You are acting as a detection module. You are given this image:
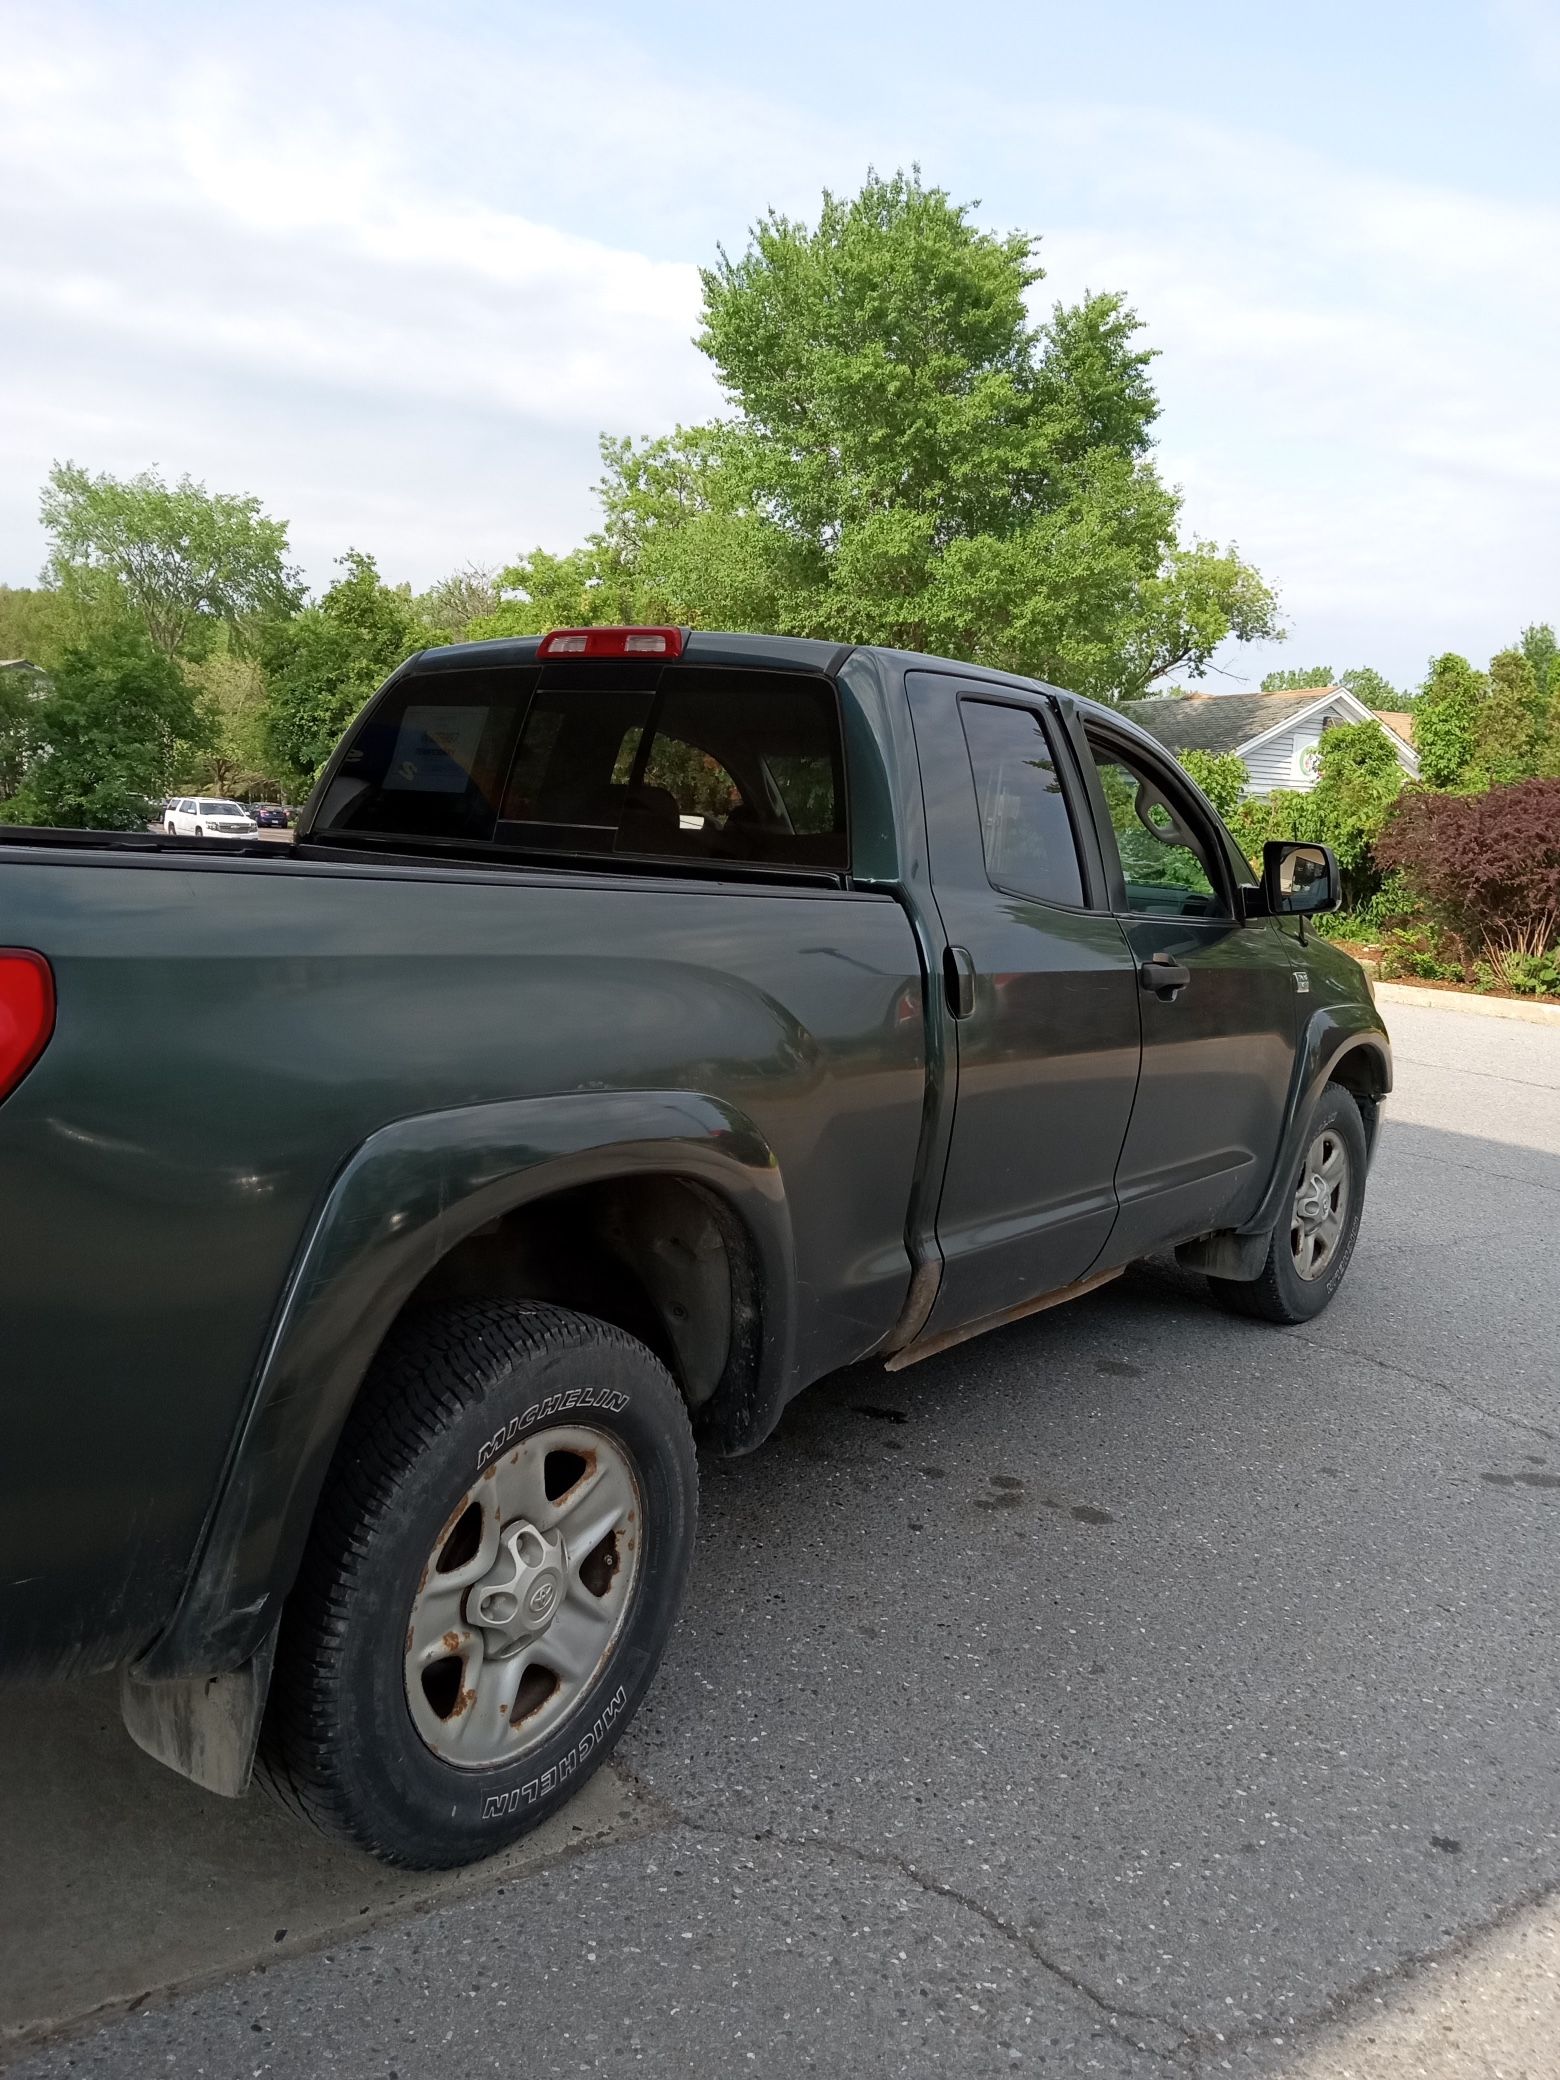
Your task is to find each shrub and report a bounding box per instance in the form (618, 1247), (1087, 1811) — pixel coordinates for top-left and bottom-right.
(1375, 778), (1560, 959)
(1178, 747), (1247, 820)
(1415, 652), (1484, 790)
(1311, 870), (1414, 943)
(1494, 951), (1560, 998)
(1377, 929), (1464, 983)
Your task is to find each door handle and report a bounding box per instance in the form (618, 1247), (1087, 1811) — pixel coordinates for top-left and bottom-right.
(943, 944), (976, 1020)
(1139, 952), (1190, 998)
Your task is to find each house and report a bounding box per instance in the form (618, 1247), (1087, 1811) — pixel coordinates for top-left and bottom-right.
(1125, 685), (1420, 797)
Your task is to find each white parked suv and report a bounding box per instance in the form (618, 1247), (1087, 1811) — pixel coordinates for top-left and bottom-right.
(164, 798), (258, 838)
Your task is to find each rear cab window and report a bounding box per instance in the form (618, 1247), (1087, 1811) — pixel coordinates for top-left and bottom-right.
(312, 658), (849, 876)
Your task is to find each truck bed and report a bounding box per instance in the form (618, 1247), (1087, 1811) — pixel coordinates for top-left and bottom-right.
(0, 838), (925, 1675)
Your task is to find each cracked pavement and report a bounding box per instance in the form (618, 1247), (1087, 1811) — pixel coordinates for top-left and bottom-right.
(6, 1000), (1558, 2077)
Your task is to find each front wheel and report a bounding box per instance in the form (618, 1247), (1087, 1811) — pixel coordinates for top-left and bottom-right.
(259, 1301), (697, 1868)
(1207, 1083), (1367, 1324)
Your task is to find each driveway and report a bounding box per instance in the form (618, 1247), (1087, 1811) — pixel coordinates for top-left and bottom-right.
(6, 1000), (1558, 2077)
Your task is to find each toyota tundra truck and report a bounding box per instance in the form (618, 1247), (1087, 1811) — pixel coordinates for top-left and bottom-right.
(0, 626), (1390, 1867)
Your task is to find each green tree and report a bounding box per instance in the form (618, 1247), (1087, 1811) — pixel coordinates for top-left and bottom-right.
(0, 665), (43, 800)
(1518, 622), (1556, 702)
(1339, 665), (1402, 710)
(1415, 652), (1485, 790)
(1467, 648), (1541, 788)
(183, 638), (274, 796)
(1260, 665), (1334, 691)
(415, 566), (502, 643)
(40, 462), (300, 661)
(4, 630), (213, 829)
(0, 586), (75, 671)
(478, 172), (1280, 701)
(260, 551), (446, 787)
(1178, 747), (1247, 820)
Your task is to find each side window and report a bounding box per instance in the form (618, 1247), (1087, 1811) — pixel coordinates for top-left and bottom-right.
(1085, 734), (1227, 918)
(315, 668), (530, 840)
(959, 699), (1085, 908)
(765, 753), (838, 835)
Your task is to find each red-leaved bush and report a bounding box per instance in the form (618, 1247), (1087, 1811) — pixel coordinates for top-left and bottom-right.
(1375, 778), (1560, 952)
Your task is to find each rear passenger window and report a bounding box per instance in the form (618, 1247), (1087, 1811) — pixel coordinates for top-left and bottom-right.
(312, 661), (848, 873)
(496, 666), (846, 871)
(960, 700), (1085, 908)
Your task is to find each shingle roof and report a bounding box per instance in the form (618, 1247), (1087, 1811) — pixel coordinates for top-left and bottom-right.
(1375, 710), (1416, 746)
(1123, 687), (1341, 756)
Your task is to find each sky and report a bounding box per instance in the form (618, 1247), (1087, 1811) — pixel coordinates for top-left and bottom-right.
(2, 0), (1557, 692)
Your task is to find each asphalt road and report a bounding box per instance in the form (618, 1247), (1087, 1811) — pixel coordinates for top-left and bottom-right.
(6, 1000), (1558, 2078)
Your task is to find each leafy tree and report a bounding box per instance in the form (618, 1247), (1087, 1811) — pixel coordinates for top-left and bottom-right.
(0, 586), (75, 671)
(40, 462), (300, 661)
(1260, 665), (1334, 691)
(415, 566), (502, 643)
(261, 551), (446, 787)
(1414, 652), (1485, 790)
(1339, 665), (1403, 710)
(1467, 649), (1541, 788)
(0, 666), (43, 800)
(478, 172), (1280, 701)
(1308, 720), (1406, 876)
(182, 640), (274, 797)
(4, 630), (213, 829)
(1178, 747), (1247, 820)
(1519, 622), (1556, 701)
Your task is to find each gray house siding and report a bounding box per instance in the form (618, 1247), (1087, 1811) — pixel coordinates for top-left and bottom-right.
(1127, 687), (1419, 799)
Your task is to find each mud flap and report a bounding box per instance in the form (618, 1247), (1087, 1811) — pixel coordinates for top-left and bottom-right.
(1175, 1226), (1273, 1280)
(120, 1626), (277, 1798)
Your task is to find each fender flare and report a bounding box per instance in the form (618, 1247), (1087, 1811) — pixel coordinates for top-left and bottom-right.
(1237, 1006), (1393, 1240)
(136, 1089), (794, 1681)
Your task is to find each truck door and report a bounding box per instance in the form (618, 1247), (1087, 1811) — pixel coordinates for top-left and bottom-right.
(1067, 718), (1301, 1261)
(905, 674), (1142, 1335)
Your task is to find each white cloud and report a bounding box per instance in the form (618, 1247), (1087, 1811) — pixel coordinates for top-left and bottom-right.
(0, 5), (727, 583)
(995, 108), (1560, 682)
(1, 4), (1555, 688)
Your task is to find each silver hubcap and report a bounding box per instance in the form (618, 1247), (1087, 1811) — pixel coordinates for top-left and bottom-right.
(403, 1424), (642, 1769)
(1290, 1127), (1350, 1281)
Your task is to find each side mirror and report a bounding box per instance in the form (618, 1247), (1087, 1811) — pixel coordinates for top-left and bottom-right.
(1262, 840), (1341, 916)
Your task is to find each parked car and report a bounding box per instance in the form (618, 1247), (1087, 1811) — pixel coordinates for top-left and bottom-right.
(249, 803), (291, 829)
(0, 627), (1390, 1870)
(164, 797), (258, 837)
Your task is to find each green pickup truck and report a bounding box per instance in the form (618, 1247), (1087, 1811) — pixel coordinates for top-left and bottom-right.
(0, 627), (1389, 1867)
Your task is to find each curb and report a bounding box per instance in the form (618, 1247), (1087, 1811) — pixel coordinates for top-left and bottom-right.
(1373, 981), (1560, 1027)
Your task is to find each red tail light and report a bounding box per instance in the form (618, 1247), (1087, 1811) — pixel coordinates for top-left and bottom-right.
(0, 951), (55, 1101)
(537, 626), (683, 660)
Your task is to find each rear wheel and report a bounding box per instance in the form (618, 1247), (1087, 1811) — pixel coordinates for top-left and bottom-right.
(1207, 1084), (1367, 1324)
(258, 1300), (697, 1868)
